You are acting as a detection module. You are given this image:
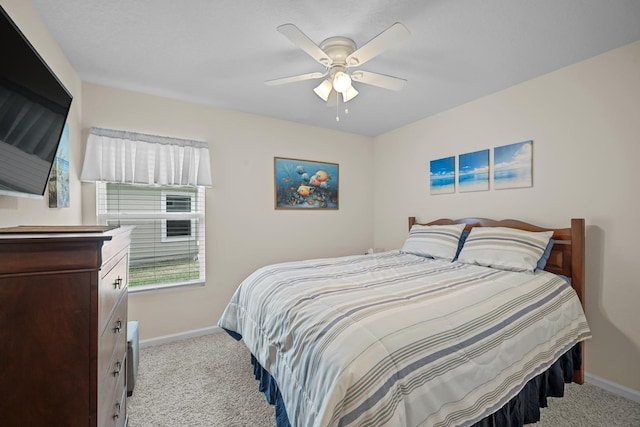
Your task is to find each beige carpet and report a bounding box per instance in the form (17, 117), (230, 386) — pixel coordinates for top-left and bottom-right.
(128, 332), (273, 426)
(128, 332), (640, 426)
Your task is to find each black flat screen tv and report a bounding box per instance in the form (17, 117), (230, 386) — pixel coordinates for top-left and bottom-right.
(0, 5), (73, 199)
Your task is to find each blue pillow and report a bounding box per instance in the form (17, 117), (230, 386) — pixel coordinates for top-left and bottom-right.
(453, 229), (470, 260)
(536, 238), (555, 271)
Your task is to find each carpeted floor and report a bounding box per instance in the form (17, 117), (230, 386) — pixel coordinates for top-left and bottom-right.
(128, 332), (640, 427)
(128, 332), (273, 426)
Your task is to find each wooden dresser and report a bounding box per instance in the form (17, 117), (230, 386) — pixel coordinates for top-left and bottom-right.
(0, 225), (134, 427)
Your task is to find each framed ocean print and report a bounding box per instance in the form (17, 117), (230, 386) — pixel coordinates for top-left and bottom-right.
(458, 149), (489, 192)
(48, 123), (70, 208)
(493, 140), (533, 189)
(429, 156), (455, 194)
(274, 157), (339, 209)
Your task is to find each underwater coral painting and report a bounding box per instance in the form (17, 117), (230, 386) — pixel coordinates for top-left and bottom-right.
(274, 157), (339, 209)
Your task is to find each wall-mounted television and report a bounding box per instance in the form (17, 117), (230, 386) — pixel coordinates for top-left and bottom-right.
(0, 5), (73, 199)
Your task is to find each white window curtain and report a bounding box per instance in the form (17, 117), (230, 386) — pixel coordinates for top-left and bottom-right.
(80, 127), (212, 187)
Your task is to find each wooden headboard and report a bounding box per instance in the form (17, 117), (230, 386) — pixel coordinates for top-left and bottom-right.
(408, 216), (586, 383)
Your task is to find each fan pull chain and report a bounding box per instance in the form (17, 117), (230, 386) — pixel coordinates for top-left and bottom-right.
(335, 95), (349, 122)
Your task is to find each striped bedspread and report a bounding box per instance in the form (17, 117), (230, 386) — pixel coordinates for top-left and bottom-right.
(218, 251), (591, 427)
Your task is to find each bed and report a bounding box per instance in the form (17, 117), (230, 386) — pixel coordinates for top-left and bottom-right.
(218, 217), (591, 426)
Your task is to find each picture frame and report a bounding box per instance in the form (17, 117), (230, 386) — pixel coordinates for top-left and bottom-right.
(429, 156), (455, 194)
(458, 149), (489, 192)
(274, 157), (339, 209)
(48, 123), (70, 208)
(493, 140), (533, 189)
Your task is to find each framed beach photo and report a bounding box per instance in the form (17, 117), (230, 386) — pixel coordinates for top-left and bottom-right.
(430, 156), (455, 194)
(48, 123), (70, 208)
(274, 157), (339, 209)
(493, 140), (533, 189)
(458, 149), (489, 192)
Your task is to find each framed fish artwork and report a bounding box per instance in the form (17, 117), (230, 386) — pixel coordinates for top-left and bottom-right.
(274, 157), (339, 210)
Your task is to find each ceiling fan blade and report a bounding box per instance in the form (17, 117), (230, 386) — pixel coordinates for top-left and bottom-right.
(277, 24), (332, 66)
(265, 72), (326, 86)
(351, 70), (407, 91)
(346, 22), (410, 67)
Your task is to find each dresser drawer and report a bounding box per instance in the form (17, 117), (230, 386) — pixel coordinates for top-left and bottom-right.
(99, 355), (127, 427)
(99, 297), (128, 380)
(99, 250), (128, 333)
(99, 338), (126, 392)
(115, 385), (127, 427)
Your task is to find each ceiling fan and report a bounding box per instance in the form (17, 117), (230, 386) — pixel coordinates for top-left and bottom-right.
(265, 22), (410, 114)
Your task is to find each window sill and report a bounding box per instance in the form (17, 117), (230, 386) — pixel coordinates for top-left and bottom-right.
(128, 280), (205, 294)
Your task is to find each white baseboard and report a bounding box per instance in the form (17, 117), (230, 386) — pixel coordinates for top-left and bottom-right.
(139, 325), (223, 348)
(585, 372), (640, 403)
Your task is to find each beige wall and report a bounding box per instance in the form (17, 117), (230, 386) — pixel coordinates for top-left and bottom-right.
(373, 41), (640, 392)
(80, 82), (374, 340)
(0, 0), (82, 224)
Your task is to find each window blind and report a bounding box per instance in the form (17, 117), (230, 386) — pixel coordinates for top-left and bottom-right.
(97, 182), (205, 290)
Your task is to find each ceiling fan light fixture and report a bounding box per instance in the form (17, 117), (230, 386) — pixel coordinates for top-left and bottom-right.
(313, 79), (333, 101)
(332, 71), (352, 93)
(342, 85), (358, 102)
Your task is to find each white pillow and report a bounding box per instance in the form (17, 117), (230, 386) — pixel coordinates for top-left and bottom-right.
(400, 223), (467, 261)
(456, 227), (553, 272)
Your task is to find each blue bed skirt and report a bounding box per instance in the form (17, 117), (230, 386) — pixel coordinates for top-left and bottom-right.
(225, 329), (581, 427)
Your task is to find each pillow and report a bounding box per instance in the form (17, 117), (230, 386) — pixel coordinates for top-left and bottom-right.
(536, 238), (555, 271)
(453, 229), (470, 260)
(456, 227), (553, 272)
(400, 223), (467, 261)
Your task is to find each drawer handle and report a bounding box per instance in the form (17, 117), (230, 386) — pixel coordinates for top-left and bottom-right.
(113, 402), (121, 420)
(113, 320), (122, 334)
(114, 276), (123, 289)
(113, 361), (122, 377)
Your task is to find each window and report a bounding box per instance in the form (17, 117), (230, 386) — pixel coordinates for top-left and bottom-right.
(82, 127), (212, 291)
(96, 182), (205, 291)
(162, 193), (194, 241)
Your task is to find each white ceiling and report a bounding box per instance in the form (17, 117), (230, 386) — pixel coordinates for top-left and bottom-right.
(29, 0), (640, 137)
